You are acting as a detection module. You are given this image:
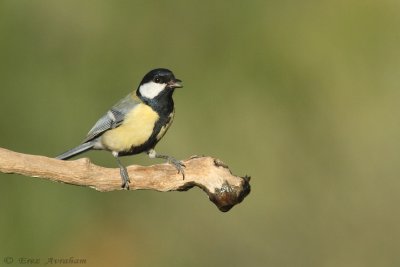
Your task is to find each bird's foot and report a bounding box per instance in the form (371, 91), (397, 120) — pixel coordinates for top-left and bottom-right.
(119, 165), (131, 190)
(149, 150), (186, 180)
(166, 156), (186, 180)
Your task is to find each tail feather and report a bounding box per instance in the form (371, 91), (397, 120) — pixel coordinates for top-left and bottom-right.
(56, 141), (95, 160)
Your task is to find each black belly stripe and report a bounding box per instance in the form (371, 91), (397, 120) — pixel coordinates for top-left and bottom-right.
(118, 111), (174, 156)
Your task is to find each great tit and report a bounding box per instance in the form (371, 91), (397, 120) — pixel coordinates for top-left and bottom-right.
(56, 68), (184, 189)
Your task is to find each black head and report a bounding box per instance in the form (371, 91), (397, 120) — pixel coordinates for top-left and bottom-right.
(140, 68), (182, 86)
(137, 68), (182, 100)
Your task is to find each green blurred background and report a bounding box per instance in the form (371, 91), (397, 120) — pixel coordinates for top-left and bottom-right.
(1, 0), (400, 266)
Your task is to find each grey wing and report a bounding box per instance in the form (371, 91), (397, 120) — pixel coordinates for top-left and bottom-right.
(81, 94), (140, 143)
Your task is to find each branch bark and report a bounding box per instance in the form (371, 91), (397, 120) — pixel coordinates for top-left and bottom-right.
(0, 148), (250, 212)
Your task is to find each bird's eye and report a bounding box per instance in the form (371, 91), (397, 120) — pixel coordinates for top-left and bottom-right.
(154, 77), (161, 83)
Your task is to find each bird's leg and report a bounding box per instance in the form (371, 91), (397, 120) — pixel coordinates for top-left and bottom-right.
(147, 149), (185, 179)
(112, 152), (130, 189)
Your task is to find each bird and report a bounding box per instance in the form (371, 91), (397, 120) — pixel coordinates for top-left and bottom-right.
(56, 68), (185, 189)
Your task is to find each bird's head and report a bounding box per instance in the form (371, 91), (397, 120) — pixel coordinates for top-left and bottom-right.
(137, 68), (182, 100)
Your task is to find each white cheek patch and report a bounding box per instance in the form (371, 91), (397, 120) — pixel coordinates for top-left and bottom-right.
(139, 82), (166, 99)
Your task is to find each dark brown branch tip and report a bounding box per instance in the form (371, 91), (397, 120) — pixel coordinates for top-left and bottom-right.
(209, 177), (251, 212)
(242, 175), (251, 182)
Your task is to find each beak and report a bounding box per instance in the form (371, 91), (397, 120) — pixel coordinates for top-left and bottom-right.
(168, 78), (183, 89)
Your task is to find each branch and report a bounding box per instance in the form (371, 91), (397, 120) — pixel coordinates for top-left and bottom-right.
(0, 147), (250, 212)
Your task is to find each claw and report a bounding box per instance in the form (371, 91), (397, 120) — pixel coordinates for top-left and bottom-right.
(121, 181), (130, 190)
(168, 157), (186, 180)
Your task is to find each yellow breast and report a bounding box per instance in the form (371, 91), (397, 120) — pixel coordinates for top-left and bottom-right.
(101, 103), (159, 152)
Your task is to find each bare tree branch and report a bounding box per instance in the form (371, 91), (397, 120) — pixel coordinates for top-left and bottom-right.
(0, 148), (250, 212)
